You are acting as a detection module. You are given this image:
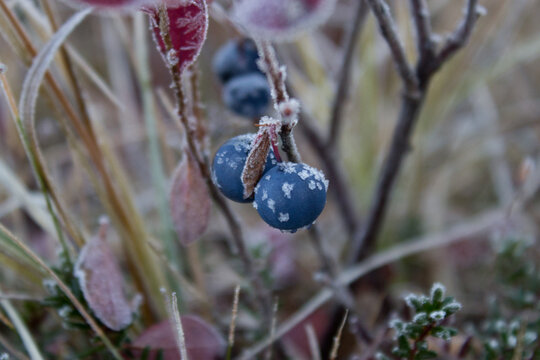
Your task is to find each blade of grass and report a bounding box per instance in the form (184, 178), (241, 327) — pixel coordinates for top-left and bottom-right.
(0, 287), (44, 360)
(133, 12), (181, 273)
(12, 3), (166, 319)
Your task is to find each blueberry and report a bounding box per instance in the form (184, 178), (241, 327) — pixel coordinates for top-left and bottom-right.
(212, 134), (277, 203)
(254, 162), (328, 232)
(222, 73), (271, 119)
(212, 39), (261, 84)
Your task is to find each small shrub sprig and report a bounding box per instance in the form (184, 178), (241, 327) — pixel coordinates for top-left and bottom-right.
(481, 234), (540, 359)
(377, 283), (462, 360)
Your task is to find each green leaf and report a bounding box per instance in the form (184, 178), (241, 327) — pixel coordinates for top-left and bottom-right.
(415, 349), (438, 359)
(430, 283), (445, 304)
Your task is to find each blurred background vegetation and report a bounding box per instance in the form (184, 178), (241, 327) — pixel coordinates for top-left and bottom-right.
(0, 0), (539, 358)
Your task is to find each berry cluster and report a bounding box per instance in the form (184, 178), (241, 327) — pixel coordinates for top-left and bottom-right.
(212, 39), (271, 119)
(212, 134), (328, 232)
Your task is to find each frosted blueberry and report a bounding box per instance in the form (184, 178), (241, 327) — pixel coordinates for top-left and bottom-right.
(212, 39), (262, 84)
(212, 134), (276, 203)
(254, 162), (327, 232)
(223, 73), (271, 118)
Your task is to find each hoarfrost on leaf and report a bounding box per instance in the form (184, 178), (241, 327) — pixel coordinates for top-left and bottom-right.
(74, 220), (135, 331)
(428, 310), (446, 321)
(430, 282), (446, 302)
(232, 0), (338, 42)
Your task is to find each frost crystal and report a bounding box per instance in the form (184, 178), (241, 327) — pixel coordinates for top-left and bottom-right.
(278, 212), (289, 222)
(429, 310), (446, 321)
(280, 162), (297, 174)
(282, 182), (294, 199)
(166, 49), (179, 66)
(298, 169), (310, 180)
(413, 312), (428, 325)
(267, 199), (275, 212)
(488, 339), (499, 350)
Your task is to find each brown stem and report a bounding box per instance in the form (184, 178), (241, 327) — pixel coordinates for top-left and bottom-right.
(408, 323), (435, 360)
(365, 0), (418, 93)
(350, 91), (425, 263)
(327, 0), (368, 149)
(350, 0), (482, 263)
(291, 90), (360, 236)
(156, 6), (272, 321)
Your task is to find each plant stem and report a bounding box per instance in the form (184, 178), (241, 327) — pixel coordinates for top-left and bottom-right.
(408, 323), (435, 360)
(350, 0), (482, 263)
(155, 6), (272, 321)
(327, 0), (368, 149)
(350, 91), (425, 262)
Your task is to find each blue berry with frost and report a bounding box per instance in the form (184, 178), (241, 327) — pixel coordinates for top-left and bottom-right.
(212, 39), (261, 84)
(212, 134), (277, 203)
(253, 162), (328, 232)
(223, 73), (271, 118)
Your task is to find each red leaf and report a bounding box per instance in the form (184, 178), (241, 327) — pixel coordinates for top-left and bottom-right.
(74, 220), (134, 331)
(169, 152), (211, 246)
(144, 0), (208, 72)
(232, 0), (337, 41)
(129, 316), (226, 360)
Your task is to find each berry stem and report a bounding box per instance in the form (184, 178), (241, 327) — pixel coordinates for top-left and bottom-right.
(270, 140), (282, 163)
(155, 5), (273, 323)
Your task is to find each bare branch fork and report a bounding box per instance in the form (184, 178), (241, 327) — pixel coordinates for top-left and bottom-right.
(350, 0), (483, 262)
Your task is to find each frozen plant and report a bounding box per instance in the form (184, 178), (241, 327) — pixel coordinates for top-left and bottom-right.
(377, 283), (462, 359)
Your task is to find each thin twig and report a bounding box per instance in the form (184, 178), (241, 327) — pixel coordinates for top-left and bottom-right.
(305, 324), (322, 360)
(434, 0), (481, 73)
(265, 299), (279, 360)
(329, 309), (349, 360)
(409, 0), (436, 65)
(226, 286), (241, 360)
(365, 0), (418, 92)
(295, 99), (360, 236)
(349, 92), (425, 262)
(327, 0), (368, 149)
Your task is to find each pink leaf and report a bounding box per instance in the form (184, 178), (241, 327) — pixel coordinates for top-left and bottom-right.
(74, 219), (134, 331)
(129, 316), (226, 360)
(169, 152), (211, 246)
(65, 0), (153, 10)
(144, 0), (208, 72)
(232, 0), (337, 42)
